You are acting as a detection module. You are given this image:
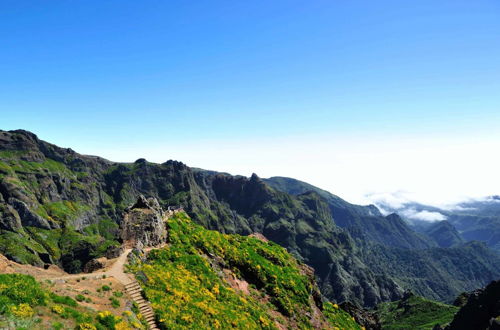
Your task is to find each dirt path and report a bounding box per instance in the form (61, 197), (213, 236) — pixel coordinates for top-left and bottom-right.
(49, 248), (134, 284)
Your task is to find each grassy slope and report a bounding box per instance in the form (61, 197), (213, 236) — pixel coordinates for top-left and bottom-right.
(129, 212), (362, 329)
(376, 294), (459, 330)
(0, 273), (145, 330)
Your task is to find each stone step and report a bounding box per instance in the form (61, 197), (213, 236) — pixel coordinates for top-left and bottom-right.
(126, 284), (141, 290)
(129, 288), (142, 293)
(126, 285), (140, 290)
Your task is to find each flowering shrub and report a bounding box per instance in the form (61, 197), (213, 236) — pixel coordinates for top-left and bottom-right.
(77, 323), (97, 330)
(9, 303), (34, 318)
(96, 310), (121, 328)
(0, 274), (143, 329)
(51, 304), (65, 315)
(0, 273), (47, 311)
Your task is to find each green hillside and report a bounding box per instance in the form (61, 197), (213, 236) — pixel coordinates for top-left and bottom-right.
(128, 212), (361, 329)
(376, 293), (458, 330)
(0, 273), (144, 329)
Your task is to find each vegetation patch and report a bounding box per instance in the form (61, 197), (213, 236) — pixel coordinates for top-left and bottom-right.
(0, 274), (144, 329)
(375, 294), (459, 329)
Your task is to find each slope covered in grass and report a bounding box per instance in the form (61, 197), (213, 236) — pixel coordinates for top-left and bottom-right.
(375, 293), (458, 329)
(0, 273), (144, 329)
(129, 212), (362, 329)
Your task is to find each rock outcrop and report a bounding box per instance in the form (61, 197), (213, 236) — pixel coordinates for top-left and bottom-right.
(446, 280), (500, 330)
(340, 301), (381, 330)
(83, 257), (106, 273)
(120, 195), (168, 248)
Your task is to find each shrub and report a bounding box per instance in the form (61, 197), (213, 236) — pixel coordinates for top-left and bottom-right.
(96, 311), (120, 328)
(75, 294), (85, 302)
(109, 297), (120, 308)
(50, 293), (77, 307)
(9, 303), (35, 318)
(0, 274), (47, 310)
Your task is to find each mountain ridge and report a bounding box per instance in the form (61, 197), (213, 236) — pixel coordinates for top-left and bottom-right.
(0, 129), (499, 309)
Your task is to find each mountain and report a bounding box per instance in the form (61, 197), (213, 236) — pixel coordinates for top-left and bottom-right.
(423, 221), (464, 248)
(0, 129), (499, 309)
(373, 198), (500, 252)
(0, 207), (363, 330)
(264, 176), (434, 249)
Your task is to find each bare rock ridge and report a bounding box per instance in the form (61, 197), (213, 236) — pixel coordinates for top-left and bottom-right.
(121, 195), (168, 248)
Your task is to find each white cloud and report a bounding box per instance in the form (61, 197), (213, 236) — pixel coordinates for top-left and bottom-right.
(400, 208), (447, 222)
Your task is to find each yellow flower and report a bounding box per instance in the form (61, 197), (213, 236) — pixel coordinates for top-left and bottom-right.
(181, 314), (193, 323)
(259, 316), (270, 327)
(212, 285), (220, 295)
(10, 303), (34, 318)
(131, 321), (141, 329)
(51, 304), (65, 315)
(115, 321), (131, 330)
(77, 323), (97, 330)
(213, 319), (221, 329)
(332, 303), (339, 309)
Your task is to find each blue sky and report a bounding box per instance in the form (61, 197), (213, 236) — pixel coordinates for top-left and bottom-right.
(1, 1), (500, 204)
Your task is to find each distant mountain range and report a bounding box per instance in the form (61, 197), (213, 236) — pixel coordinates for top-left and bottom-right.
(0, 129), (499, 309)
(372, 197), (500, 252)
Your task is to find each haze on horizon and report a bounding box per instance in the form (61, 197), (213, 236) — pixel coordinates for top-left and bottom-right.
(1, 1), (500, 207)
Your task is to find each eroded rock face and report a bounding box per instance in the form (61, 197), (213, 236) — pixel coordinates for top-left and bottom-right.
(446, 280), (500, 330)
(83, 258), (106, 273)
(105, 245), (123, 259)
(120, 195), (167, 248)
(10, 198), (59, 229)
(340, 301), (381, 330)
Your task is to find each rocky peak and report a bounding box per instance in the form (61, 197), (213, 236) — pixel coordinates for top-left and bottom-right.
(127, 194), (162, 213)
(121, 195), (168, 248)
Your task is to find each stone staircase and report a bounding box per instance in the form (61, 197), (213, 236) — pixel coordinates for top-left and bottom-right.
(125, 281), (159, 330)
